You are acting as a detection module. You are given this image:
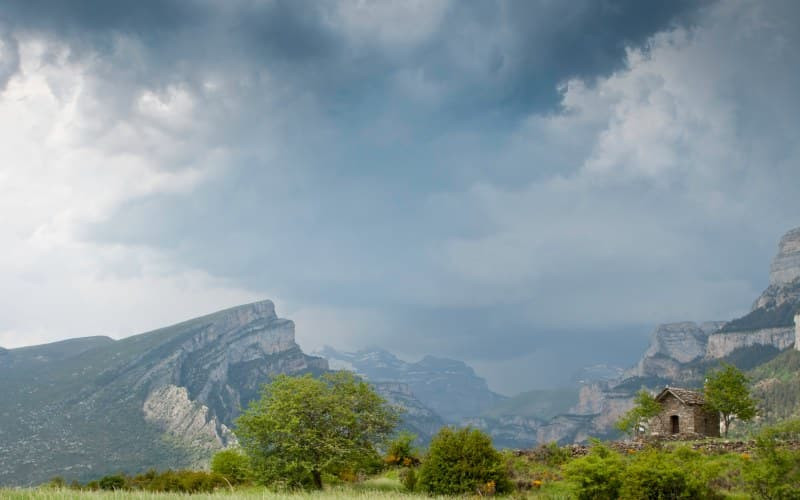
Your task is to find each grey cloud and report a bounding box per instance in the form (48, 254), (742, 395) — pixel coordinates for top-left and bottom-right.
(6, 0), (799, 393)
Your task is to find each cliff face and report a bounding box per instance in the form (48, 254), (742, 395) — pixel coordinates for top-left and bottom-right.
(705, 327), (795, 359)
(0, 301), (328, 486)
(769, 227), (800, 286)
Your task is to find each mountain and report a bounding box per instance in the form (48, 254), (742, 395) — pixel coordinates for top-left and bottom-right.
(533, 227), (800, 443)
(315, 346), (506, 422)
(0, 301), (327, 486)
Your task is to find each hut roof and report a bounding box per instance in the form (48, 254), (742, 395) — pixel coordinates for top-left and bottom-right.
(654, 386), (705, 405)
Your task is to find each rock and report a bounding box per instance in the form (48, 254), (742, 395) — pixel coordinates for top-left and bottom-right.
(316, 346), (505, 422)
(143, 385), (236, 457)
(795, 313), (800, 351)
(631, 321), (724, 378)
(770, 227), (800, 286)
(705, 327), (795, 359)
(372, 382), (445, 442)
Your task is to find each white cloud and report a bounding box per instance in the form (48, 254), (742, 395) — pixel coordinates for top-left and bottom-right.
(0, 37), (260, 348)
(438, 0), (800, 326)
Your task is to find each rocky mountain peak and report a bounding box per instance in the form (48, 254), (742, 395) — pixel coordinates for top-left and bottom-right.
(770, 227), (800, 286)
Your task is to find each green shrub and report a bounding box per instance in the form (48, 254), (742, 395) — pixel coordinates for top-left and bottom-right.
(620, 448), (713, 499)
(384, 431), (421, 467)
(745, 419), (800, 499)
(563, 442), (624, 500)
(45, 476), (65, 489)
(539, 441), (572, 466)
(399, 467), (417, 491)
(98, 474), (126, 490)
(211, 448), (251, 484)
(417, 426), (511, 495)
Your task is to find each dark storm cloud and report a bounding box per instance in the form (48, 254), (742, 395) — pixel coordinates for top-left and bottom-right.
(9, 0), (798, 394)
(1, 0), (706, 115)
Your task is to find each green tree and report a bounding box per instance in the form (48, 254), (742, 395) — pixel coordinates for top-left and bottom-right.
(615, 390), (662, 438)
(704, 363), (757, 437)
(235, 372), (399, 489)
(417, 427), (511, 495)
(211, 448), (251, 485)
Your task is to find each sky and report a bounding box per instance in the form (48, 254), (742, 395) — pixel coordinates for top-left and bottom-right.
(1, 0), (799, 394)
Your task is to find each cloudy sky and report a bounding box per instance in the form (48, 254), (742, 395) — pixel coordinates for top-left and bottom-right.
(1, 0), (799, 393)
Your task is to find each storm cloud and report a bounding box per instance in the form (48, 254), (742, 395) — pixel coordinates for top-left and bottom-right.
(1, 0), (798, 393)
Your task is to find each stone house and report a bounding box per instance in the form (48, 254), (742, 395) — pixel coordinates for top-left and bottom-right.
(648, 387), (720, 437)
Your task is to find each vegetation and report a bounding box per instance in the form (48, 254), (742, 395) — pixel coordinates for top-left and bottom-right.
(744, 419), (800, 499)
(417, 426), (511, 495)
(615, 390), (662, 438)
(719, 300), (799, 333)
(705, 363), (758, 437)
(8, 419), (800, 498)
(383, 432), (421, 467)
(211, 449), (251, 485)
(235, 372), (399, 490)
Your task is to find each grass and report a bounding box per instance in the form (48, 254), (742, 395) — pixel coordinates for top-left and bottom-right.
(0, 488), (447, 500)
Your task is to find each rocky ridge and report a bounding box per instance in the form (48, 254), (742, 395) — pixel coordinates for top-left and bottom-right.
(0, 301), (327, 485)
(315, 346), (506, 422)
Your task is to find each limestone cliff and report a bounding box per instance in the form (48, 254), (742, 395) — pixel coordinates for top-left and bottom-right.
(0, 301), (328, 485)
(705, 327), (795, 359)
(769, 227), (800, 286)
(632, 322), (725, 379)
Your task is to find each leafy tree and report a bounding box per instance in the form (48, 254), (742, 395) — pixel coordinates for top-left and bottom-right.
(705, 363), (757, 437)
(615, 390), (662, 438)
(235, 372), (399, 489)
(417, 427), (511, 495)
(211, 448), (251, 485)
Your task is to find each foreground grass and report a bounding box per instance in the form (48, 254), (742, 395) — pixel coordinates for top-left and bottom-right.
(0, 488), (446, 500)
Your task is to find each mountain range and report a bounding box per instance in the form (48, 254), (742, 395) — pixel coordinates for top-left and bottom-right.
(2, 226), (799, 486)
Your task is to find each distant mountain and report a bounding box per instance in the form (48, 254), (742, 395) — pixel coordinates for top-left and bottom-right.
(0, 301), (327, 486)
(534, 227), (800, 443)
(315, 346), (506, 422)
(481, 388), (579, 421)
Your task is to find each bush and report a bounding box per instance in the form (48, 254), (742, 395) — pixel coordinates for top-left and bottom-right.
(745, 419), (800, 499)
(563, 442), (624, 500)
(399, 467), (417, 491)
(384, 432), (421, 467)
(98, 474), (126, 490)
(417, 427), (511, 495)
(211, 448), (251, 484)
(619, 448), (713, 499)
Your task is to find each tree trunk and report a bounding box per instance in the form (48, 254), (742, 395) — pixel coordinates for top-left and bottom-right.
(312, 469), (323, 490)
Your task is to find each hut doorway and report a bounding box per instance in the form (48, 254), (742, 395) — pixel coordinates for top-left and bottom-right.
(671, 415), (680, 434)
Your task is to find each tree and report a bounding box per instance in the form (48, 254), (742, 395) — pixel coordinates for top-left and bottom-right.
(235, 372), (399, 489)
(210, 448), (251, 485)
(417, 427), (511, 495)
(615, 390), (662, 439)
(704, 363), (757, 437)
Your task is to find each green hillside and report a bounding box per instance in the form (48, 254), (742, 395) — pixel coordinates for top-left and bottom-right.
(748, 348), (800, 423)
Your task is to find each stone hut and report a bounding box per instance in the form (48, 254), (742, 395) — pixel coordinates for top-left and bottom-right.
(649, 387), (720, 438)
